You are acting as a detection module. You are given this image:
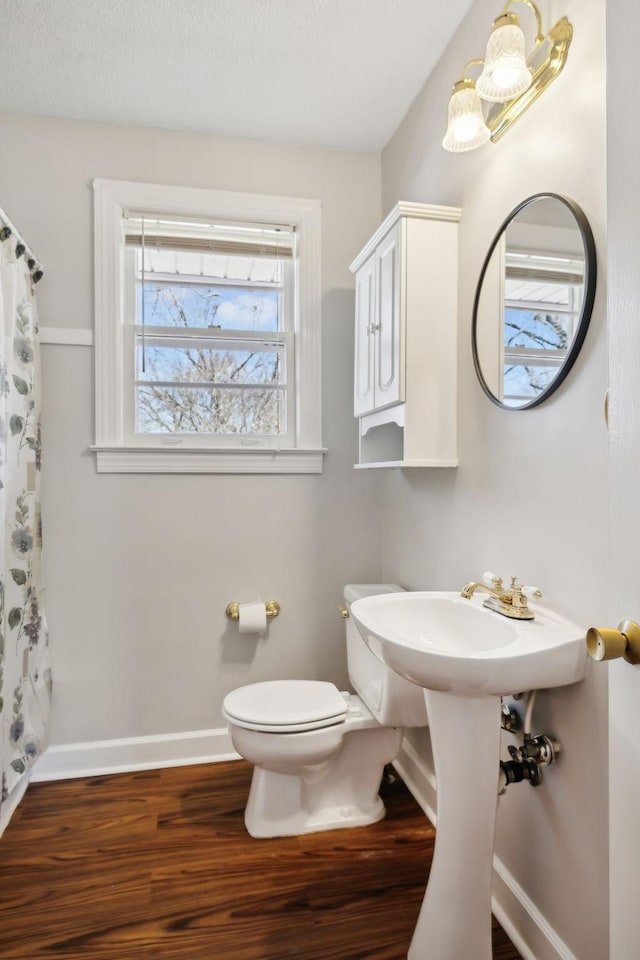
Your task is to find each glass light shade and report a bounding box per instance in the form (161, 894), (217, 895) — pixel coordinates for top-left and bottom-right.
(442, 81), (491, 153)
(476, 16), (533, 102)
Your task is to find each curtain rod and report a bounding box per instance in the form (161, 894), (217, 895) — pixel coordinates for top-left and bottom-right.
(0, 207), (44, 283)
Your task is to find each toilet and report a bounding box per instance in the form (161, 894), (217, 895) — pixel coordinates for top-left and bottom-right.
(222, 584), (429, 838)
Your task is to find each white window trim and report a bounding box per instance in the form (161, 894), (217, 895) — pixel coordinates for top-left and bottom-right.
(92, 178), (325, 474)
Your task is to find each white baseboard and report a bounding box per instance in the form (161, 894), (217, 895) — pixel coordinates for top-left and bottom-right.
(491, 859), (579, 960)
(393, 739), (579, 960)
(393, 735), (438, 821)
(31, 727), (240, 781)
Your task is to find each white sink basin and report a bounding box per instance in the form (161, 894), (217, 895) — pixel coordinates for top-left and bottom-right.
(350, 590), (587, 697)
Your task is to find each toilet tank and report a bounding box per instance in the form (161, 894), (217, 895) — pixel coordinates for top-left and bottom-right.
(344, 584), (428, 728)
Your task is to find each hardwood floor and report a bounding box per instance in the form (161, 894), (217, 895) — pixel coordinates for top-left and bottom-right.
(0, 761), (522, 959)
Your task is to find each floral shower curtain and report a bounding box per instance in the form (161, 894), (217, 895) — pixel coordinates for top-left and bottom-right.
(0, 221), (51, 833)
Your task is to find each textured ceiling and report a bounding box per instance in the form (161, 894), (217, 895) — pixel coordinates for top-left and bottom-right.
(0, 0), (473, 151)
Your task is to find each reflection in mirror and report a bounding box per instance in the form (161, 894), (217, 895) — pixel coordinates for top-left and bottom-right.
(472, 194), (596, 409)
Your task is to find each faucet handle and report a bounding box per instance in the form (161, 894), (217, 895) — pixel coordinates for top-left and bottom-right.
(484, 574), (542, 603)
(521, 585), (543, 600)
(483, 571), (503, 589)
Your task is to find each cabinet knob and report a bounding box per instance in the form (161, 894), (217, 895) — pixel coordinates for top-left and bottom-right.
(586, 620), (640, 664)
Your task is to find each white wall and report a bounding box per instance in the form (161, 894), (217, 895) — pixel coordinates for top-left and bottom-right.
(381, 1), (608, 958)
(0, 112), (382, 747)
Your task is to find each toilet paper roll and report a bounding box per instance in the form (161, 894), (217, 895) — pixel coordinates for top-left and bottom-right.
(237, 601), (267, 635)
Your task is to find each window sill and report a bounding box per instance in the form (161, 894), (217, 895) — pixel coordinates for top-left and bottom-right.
(90, 445), (326, 475)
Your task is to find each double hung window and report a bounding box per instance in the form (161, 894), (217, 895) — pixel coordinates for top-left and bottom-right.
(125, 216), (294, 443)
(502, 250), (584, 406)
(93, 180), (323, 473)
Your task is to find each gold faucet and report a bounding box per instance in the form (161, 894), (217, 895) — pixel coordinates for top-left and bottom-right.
(461, 573), (542, 621)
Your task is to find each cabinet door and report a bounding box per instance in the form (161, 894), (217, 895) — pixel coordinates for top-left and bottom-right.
(375, 222), (403, 409)
(354, 255), (376, 417)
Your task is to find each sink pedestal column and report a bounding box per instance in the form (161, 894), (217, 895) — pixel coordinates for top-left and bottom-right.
(408, 691), (502, 960)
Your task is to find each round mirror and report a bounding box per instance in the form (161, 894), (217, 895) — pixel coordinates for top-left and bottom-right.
(472, 193), (596, 409)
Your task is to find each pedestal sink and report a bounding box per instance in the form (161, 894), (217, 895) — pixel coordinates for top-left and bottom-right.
(350, 591), (587, 960)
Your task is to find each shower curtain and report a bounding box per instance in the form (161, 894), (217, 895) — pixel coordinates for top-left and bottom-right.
(0, 223), (51, 833)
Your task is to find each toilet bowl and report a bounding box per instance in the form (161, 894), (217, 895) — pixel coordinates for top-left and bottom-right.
(223, 584), (428, 838)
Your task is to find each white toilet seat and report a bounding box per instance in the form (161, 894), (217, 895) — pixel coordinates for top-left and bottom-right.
(223, 679), (348, 733)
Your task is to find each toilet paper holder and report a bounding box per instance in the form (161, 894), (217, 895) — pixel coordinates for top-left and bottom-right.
(225, 600), (281, 622)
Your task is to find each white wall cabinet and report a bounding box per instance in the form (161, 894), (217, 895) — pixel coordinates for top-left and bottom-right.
(350, 201), (461, 468)
(354, 221), (403, 416)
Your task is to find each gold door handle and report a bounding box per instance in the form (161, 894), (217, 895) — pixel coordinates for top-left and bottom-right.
(586, 621), (640, 664)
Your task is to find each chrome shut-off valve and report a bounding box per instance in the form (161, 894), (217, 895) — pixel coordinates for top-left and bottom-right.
(499, 690), (560, 793)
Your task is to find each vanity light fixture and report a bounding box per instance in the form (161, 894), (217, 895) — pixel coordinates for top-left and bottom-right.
(442, 0), (572, 153)
(476, 4), (535, 102)
(442, 61), (491, 153)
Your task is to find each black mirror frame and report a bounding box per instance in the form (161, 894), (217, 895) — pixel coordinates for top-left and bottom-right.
(471, 193), (597, 410)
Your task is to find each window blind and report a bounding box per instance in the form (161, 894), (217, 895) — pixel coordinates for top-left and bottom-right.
(506, 265), (584, 284)
(124, 214), (295, 259)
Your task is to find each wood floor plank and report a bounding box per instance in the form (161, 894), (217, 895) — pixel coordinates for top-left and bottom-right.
(0, 760), (522, 959)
